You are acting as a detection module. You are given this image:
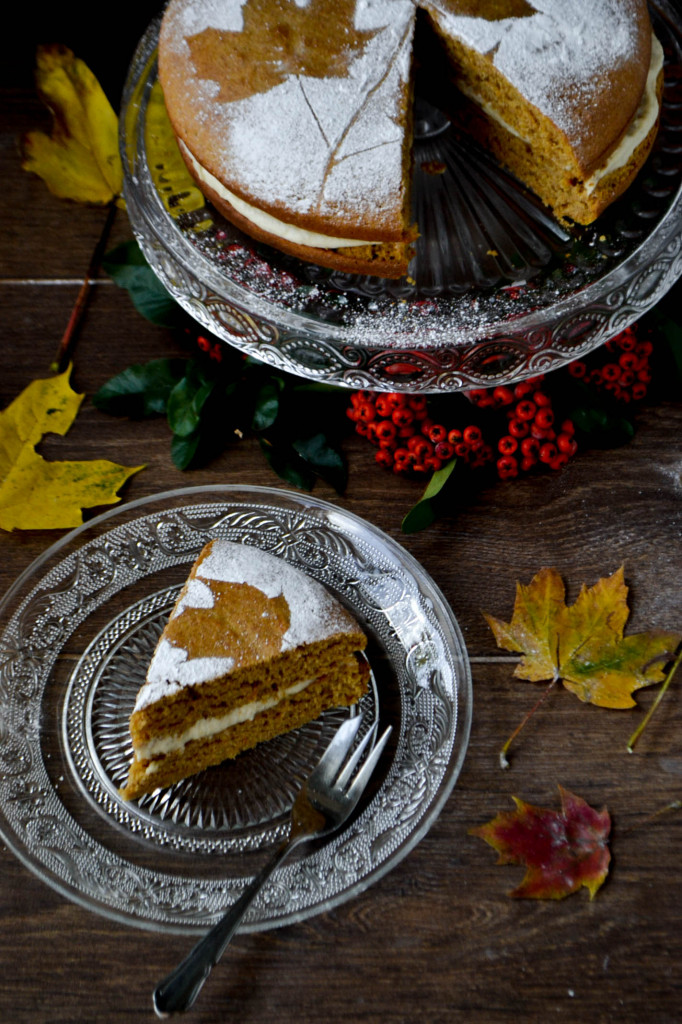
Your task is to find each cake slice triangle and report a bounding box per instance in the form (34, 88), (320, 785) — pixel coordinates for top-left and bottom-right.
(121, 539), (368, 800)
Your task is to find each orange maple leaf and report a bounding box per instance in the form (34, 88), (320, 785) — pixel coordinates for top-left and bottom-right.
(470, 785), (611, 900)
(484, 566), (680, 709)
(188, 0), (380, 103)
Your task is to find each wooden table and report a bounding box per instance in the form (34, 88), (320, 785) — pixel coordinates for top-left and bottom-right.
(1, 11), (681, 1022)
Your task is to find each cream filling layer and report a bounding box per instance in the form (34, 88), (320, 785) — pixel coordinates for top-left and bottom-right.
(457, 32), (664, 195)
(584, 34), (664, 193)
(180, 140), (378, 249)
(139, 677), (314, 764)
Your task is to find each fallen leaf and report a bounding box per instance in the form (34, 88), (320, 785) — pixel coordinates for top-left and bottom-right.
(0, 366), (143, 531)
(484, 566), (680, 708)
(189, 0), (379, 103)
(22, 44), (123, 205)
(470, 785), (611, 899)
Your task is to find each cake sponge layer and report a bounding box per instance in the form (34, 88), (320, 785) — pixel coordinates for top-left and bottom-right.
(120, 655), (368, 800)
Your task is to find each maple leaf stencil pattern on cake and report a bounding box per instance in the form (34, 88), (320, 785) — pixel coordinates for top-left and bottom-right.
(187, 0), (381, 102)
(161, 0), (416, 225)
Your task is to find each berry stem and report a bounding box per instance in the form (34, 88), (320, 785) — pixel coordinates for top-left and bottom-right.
(618, 799), (682, 834)
(499, 677), (557, 769)
(627, 642), (682, 753)
(52, 199), (118, 373)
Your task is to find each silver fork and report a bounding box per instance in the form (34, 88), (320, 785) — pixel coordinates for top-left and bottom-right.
(153, 715), (392, 1017)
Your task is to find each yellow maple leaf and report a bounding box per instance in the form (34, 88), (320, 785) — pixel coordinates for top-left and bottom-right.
(0, 366), (143, 531)
(22, 44), (123, 206)
(484, 566), (680, 709)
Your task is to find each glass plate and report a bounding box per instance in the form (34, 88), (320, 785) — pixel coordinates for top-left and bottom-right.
(0, 486), (471, 933)
(120, 4), (682, 391)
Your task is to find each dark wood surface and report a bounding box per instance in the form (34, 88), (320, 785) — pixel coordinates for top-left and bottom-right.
(1, 15), (681, 1023)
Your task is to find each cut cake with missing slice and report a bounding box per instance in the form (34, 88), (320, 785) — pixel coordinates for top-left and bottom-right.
(120, 539), (368, 801)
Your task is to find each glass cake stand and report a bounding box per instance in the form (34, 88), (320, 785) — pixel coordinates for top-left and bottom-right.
(120, 2), (682, 392)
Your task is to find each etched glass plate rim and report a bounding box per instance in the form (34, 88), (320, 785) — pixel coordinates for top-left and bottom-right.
(0, 485), (472, 934)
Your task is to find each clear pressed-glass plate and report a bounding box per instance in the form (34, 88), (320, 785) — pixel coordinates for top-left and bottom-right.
(0, 486), (471, 933)
(120, 3), (682, 391)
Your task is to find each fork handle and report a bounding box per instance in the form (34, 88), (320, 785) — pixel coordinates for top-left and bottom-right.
(153, 836), (299, 1017)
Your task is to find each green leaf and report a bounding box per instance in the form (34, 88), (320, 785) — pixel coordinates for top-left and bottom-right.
(570, 404), (635, 447)
(103, 238), (148, 273)
(171, 430), (201, 470)
(292, 381), (347, 395)
(252, 379), (283, 431)
(259, 438), (316, 491)
(653, 315), (682, 382)
(167, 365), (215, 438)
(401, 459), (457, 534)
(92, 358), (188, 417)
(103, 240), (185, 327)
(292, 432), (347, 492)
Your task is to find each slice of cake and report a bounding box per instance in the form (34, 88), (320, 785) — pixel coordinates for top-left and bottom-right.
(120, 539), (368, 800)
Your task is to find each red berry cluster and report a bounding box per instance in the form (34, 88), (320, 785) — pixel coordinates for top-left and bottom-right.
(567, 326), (652, 402)
(347, 375), (577, 481)
(196, 334), (224, 361)
(467, 376), (577, 479)
(346, 392), (480, 474)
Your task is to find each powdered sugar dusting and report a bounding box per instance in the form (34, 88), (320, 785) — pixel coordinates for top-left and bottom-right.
(174, 576), (214, 615)
(141, 639), (235, 706)
(175, 0), (247, 36)
(160, 0), (415, 232)
(160, 0), (649, 235)
(196, 540), (354, 648)
(427, 0), (642, 145)
(134, 539), (359, 709)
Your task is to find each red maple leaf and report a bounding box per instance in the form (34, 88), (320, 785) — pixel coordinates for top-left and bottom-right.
(470, 785), (611, 899)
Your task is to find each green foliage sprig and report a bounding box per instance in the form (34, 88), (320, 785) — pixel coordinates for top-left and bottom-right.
(95, 240), (349, 491)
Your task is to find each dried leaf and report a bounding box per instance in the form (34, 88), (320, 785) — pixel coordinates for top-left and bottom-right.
(189, 0), (379, 102)
(484, 566), (680, 708)
(0, 366), (143, 531)
(22, 45), (123, 205)
(471, 785), (611, 899)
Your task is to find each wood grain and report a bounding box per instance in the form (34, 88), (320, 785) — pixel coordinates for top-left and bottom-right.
(1, 28), (681, 1023)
